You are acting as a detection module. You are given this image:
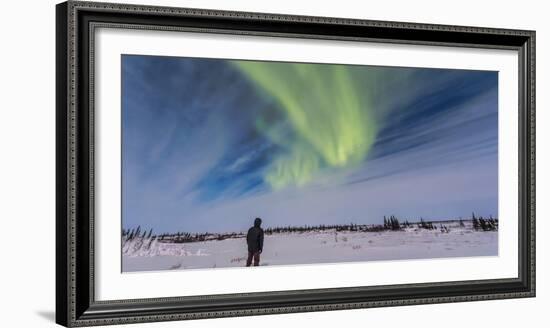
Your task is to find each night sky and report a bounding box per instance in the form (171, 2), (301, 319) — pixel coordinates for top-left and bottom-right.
(122, 55), (498, 233)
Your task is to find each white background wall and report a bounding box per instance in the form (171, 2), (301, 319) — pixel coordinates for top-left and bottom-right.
(0, 0), (546, 327)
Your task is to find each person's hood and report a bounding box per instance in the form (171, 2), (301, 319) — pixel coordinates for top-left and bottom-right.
(254, 218), (262, 227)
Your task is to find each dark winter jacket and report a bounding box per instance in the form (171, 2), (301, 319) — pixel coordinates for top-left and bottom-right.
(246, 218), (264, 253)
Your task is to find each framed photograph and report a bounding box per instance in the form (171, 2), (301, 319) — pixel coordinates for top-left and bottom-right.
(56, 1), (535, 326)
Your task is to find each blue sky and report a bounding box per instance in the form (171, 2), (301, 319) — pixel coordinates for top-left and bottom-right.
(122, 55), (498, 234)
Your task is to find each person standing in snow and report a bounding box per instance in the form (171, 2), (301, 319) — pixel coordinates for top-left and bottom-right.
(246, 217), (264, 267)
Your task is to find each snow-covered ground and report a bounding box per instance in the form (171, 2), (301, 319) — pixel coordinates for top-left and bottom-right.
(122, 221), (497, 272)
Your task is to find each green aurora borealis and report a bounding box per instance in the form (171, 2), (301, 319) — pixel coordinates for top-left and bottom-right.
(234, 61), (378, 190)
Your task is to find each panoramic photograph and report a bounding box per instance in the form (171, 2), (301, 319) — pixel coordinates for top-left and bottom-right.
(121, 54), (498, 272)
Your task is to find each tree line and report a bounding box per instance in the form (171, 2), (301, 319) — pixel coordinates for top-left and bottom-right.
(471, 212), (498, 231)
(122, 226), (246, 243)
(122, 213), (498, 244)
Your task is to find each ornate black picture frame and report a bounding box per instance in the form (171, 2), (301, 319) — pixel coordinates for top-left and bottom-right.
(56, 1), (535, 326)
